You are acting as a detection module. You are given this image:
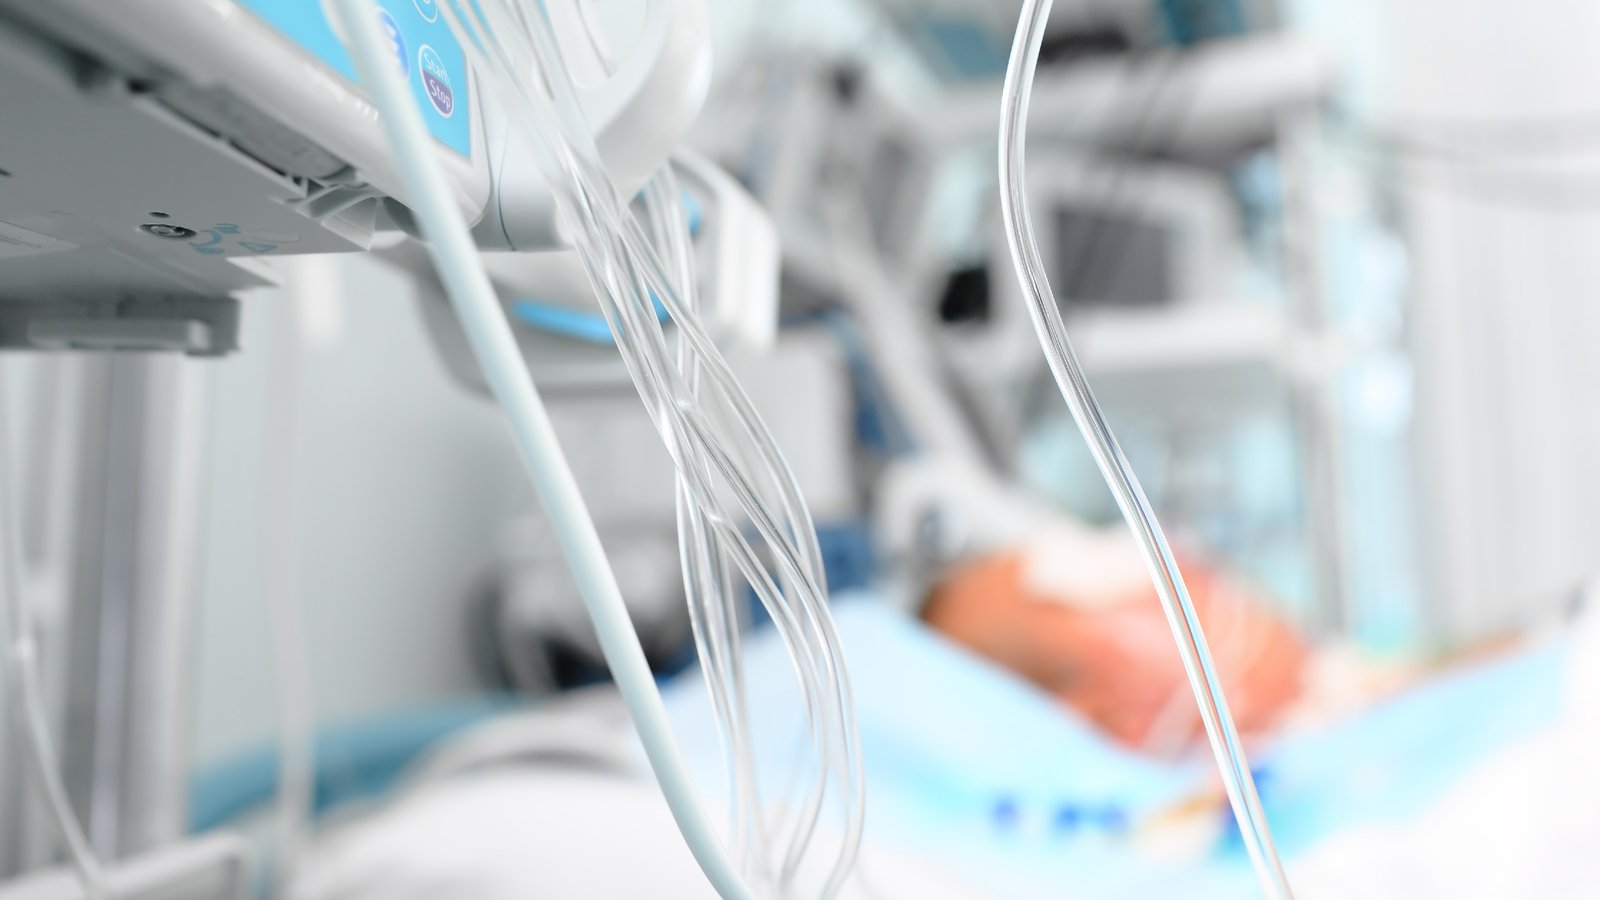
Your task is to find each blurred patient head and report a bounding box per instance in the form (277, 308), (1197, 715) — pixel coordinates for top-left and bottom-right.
(923, 526), (1308, 750)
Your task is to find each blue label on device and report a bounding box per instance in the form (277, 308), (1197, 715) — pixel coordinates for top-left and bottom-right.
(418, 44), (454, 117)
(234, 0), (472, 158)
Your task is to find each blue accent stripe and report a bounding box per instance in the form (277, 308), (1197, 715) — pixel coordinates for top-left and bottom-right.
(512, 295), (669, 345)
(508, 188), (695, 342)
(189, 697), (519, 832)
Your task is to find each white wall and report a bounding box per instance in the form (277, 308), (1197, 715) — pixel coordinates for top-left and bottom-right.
(189, 255), (532, 766)
(1294, 1), (1600, 643)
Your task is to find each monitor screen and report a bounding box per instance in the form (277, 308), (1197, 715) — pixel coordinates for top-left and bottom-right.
(1053, 207), (1173, 309)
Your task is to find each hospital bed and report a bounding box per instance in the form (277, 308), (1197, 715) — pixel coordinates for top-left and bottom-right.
(278, 596), (1588, 899)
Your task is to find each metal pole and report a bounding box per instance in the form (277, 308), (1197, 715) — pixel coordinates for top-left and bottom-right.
(58, 352), (211, 860)
(1277, 109), (1350, 636)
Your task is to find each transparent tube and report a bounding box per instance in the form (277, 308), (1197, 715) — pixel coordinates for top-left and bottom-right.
(612, 164), (863, 899)
(616, 193), (864, 900)
(437, 3), (864, 895)
(996, 0), (1295, 897)
(618, 154), (861, 900)
(0, 374), (112, 899)
(328, 3), (766, 900)
(600, 173), (837, 883)
(642, 169), (772, 878)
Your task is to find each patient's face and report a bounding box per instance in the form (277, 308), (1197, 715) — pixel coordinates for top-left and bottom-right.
(923, 550), (1309, 750)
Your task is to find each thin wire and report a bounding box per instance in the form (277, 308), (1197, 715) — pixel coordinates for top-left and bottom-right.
(0, 368), (112, 899)
(998, 0), (1293, 897)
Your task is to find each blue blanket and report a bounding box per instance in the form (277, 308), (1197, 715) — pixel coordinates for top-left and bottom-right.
(660, 598), (1569, 898)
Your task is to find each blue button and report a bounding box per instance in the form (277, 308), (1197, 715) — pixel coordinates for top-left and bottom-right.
(378, 9), (409, 79)
(418, 44), (454, 118)
(413, 0), (438, 22)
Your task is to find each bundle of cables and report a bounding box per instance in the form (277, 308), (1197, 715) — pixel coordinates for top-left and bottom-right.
(331, 1), (863, 899)
(996, 0), (1295, 898)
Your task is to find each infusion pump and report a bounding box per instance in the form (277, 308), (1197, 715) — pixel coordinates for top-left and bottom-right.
(0, 0), (711, 354)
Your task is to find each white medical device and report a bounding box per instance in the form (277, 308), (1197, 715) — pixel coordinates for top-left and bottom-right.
(969, 153), (1248, 371)
(0, 0), (712, 353)
(0, 2), (784, 898)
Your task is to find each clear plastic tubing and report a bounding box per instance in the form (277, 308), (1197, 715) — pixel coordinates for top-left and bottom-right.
(644, 169), (764, 871)
(328, 2), (764, 899)
(436, 4), (864, 894)
(996, 0), (1296, 897)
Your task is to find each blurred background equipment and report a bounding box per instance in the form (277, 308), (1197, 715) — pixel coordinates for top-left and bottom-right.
(0, 0), (819, 896)
(697, 2), (1346, 636)
(11, 0), (1600, 898)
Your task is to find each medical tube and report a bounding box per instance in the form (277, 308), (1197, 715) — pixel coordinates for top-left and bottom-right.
(640, 168), (764, 870)
(575, 150), (836, 886)
(619, 122), (861, 900)
(609, 195), (853, 894)
(437, 3), (864, 895)
(642, 171), (772, 876)
(617, 140), (864, 900)
(328, 3), (767, 899)
(0, 381), (112, 899)
(996, 1), (1295, 898)
(581, 202), (839, 888)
